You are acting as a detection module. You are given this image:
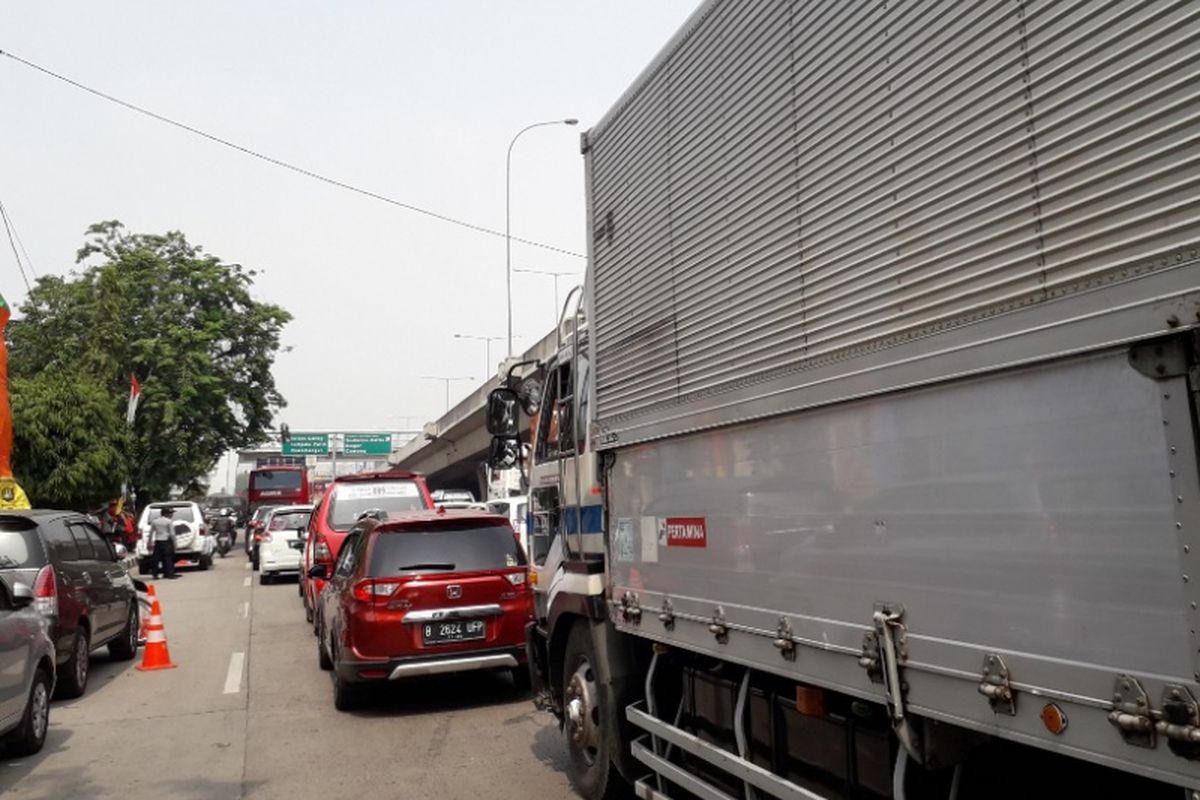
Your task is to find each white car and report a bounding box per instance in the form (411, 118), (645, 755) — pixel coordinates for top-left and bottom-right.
(487, 495), (528, 554)
(136, 502), (215, 573)
(258, 505), (314, 585)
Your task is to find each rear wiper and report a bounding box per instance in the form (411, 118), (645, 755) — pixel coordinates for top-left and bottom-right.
(396, 562), (456, 571)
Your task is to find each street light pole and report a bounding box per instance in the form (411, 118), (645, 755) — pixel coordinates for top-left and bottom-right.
(513, 267), (581, 328)
(453, 333), (504, 378)
(422, 376), (475, 413)
(506, 118), (578, 358)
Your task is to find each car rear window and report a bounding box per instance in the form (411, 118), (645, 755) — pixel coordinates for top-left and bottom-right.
(328, 481), (425, 530)
(270, 511), (312, 531)
(368, 523), (525, 577)
(147, 505), (196, 523)
(0, 520), (43, 569)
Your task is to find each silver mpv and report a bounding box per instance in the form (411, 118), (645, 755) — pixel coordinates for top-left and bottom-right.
(0, 578), (55, 755)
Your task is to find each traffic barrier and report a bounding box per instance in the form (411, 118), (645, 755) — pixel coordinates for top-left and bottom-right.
(135, 585), (177, 671)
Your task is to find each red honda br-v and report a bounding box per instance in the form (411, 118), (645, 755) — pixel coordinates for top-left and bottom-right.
(312, 509), (532, 710)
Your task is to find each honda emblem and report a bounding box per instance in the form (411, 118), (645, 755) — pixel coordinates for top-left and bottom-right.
(447, 585), (462, 599)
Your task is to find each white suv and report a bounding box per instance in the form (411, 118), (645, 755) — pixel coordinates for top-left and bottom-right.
(135, 502), (215, 573)
(258, 505), (313, 585)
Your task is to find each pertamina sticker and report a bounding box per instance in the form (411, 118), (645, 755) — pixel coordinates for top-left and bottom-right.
(663, 517), (707, 548)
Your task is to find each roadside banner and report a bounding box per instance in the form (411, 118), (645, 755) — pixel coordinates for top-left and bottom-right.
(0, 291), (30, 510)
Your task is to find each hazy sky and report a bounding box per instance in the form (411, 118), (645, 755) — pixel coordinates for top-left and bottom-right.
(0, 1), (699, 431)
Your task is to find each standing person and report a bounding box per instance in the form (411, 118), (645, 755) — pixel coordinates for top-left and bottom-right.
(147, 507), (179, 580)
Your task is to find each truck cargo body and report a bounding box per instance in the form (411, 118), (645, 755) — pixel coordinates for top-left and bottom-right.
(605, 342), (1200, 788)
(517, 0), (1200, 797)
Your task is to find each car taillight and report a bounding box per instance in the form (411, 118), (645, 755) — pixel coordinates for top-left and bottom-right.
(505, 572), (526, 586)
(200, 525), (208, 536)
(352, 579), (401, 603)
(315, 538), (332, 562)
(32, 564), (57, 617)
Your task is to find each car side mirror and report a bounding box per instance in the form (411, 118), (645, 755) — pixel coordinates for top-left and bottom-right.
(488, 437), (521, 470)
(10, 582), (33, 609)
(113, 543), (128, 561)
(307, 564), (328, 580)
(486, 388), (521, 437)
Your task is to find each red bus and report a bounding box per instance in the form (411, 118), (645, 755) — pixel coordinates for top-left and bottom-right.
(247, 465), (310, 513)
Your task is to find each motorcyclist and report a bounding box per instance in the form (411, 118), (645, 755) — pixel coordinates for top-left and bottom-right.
(210, 508), (237, 550)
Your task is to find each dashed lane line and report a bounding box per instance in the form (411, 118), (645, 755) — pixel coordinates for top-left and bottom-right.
(223, 651), (245, 694)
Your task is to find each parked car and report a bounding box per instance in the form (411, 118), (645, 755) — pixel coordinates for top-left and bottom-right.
(258, 505), (313, 585)
(486, 495), (528, 554)
(300, 471), (433, 627)
(312, 508), (531, 710)
(246, 505), (277, 567)
(0, 511), (139, 699)
(136, 501), (214, 573)
(0, 578), (54, 756)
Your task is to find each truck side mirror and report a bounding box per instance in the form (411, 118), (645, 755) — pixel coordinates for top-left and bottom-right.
(486, 388), (521, 437)
(488, 437), (521, 470)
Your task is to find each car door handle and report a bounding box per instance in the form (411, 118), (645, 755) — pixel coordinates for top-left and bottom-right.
(80, 572), (93, 584)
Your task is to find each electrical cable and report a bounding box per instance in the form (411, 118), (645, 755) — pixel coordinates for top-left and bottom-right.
(0, 48), (585, 259)
(0, 199), (33, 293)
(0, 198), (37, 278)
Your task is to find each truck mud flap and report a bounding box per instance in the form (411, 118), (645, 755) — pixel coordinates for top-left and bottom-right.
(525, 622), (556, 714)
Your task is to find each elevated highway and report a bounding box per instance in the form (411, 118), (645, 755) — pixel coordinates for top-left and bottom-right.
(389, 329), (558, 495)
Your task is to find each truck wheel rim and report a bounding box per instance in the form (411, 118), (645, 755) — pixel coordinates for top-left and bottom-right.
(565, 658), (600, 766)
(31, 681), (48, 739)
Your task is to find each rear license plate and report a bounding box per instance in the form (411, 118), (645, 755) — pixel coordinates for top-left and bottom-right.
(422, 619), (485, 645)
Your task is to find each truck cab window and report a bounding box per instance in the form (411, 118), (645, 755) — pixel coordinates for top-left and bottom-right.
(535, 360), (576, 462)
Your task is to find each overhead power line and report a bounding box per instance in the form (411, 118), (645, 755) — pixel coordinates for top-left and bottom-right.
(0, 199), (33, 293)
(0, 48), (586, 260)
(0, 199), (38, 279)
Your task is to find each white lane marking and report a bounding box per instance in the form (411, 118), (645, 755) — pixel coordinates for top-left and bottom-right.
(223, 652), (245, 694)
(239, 601), (249, 618)
(244, 561), (251, 570)
(243, 577), (251, 588)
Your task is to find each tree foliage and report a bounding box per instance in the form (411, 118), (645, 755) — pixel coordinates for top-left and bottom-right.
(9, 369), (128, 509)
(8, 221), (292, 503)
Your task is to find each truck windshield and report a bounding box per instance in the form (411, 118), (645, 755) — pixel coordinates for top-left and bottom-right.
(328, 481), (425, 530)
(368, 523), (525, 576)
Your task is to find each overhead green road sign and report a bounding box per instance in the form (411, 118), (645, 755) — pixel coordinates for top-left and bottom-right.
(282, 432), (330, 455)
(344, 433), (392, 455)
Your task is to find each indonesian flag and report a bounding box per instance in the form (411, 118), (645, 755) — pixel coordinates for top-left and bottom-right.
(126, 373), (142, 425)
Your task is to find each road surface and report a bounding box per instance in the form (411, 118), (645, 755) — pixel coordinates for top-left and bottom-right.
(0, 553), (577, 799)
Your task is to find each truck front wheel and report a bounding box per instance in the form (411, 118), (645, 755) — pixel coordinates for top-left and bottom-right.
(562, 623), (621, 800)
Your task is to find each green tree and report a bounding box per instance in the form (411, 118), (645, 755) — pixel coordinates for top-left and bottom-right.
(10, 369), (128, 509)
(9, 221), (292, 503)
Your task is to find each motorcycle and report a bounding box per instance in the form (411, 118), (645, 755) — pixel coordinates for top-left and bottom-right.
(210, 509), (236, 558)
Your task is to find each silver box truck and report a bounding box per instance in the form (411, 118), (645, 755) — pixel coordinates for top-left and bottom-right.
(487, 1), (1200, 797)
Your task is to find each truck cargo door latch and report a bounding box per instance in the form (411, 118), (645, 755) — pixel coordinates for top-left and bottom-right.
(618, 592), (642, 624)
(1109, 674), (1156, 749)
(657, 598), (675, 630)
(1159, 685), (1200, 760)
(978, 654), (1016, 716)
(773, 617), (796, 661)
(708, 607), (729, 644)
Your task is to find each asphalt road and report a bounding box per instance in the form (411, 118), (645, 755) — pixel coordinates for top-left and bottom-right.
(0, 550), (577, 799)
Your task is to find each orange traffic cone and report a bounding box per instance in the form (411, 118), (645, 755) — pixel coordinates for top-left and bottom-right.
(136, 585), (177, 671)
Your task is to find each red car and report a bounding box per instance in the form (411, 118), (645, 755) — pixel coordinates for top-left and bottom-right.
(300, 471), (433, 627)
(311, 509), (532, 710)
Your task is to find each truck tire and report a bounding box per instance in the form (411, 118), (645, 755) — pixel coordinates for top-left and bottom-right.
(562, 623), (623, 800)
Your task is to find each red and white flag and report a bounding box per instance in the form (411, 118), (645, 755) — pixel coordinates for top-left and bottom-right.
(125, 373), (141, 425)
